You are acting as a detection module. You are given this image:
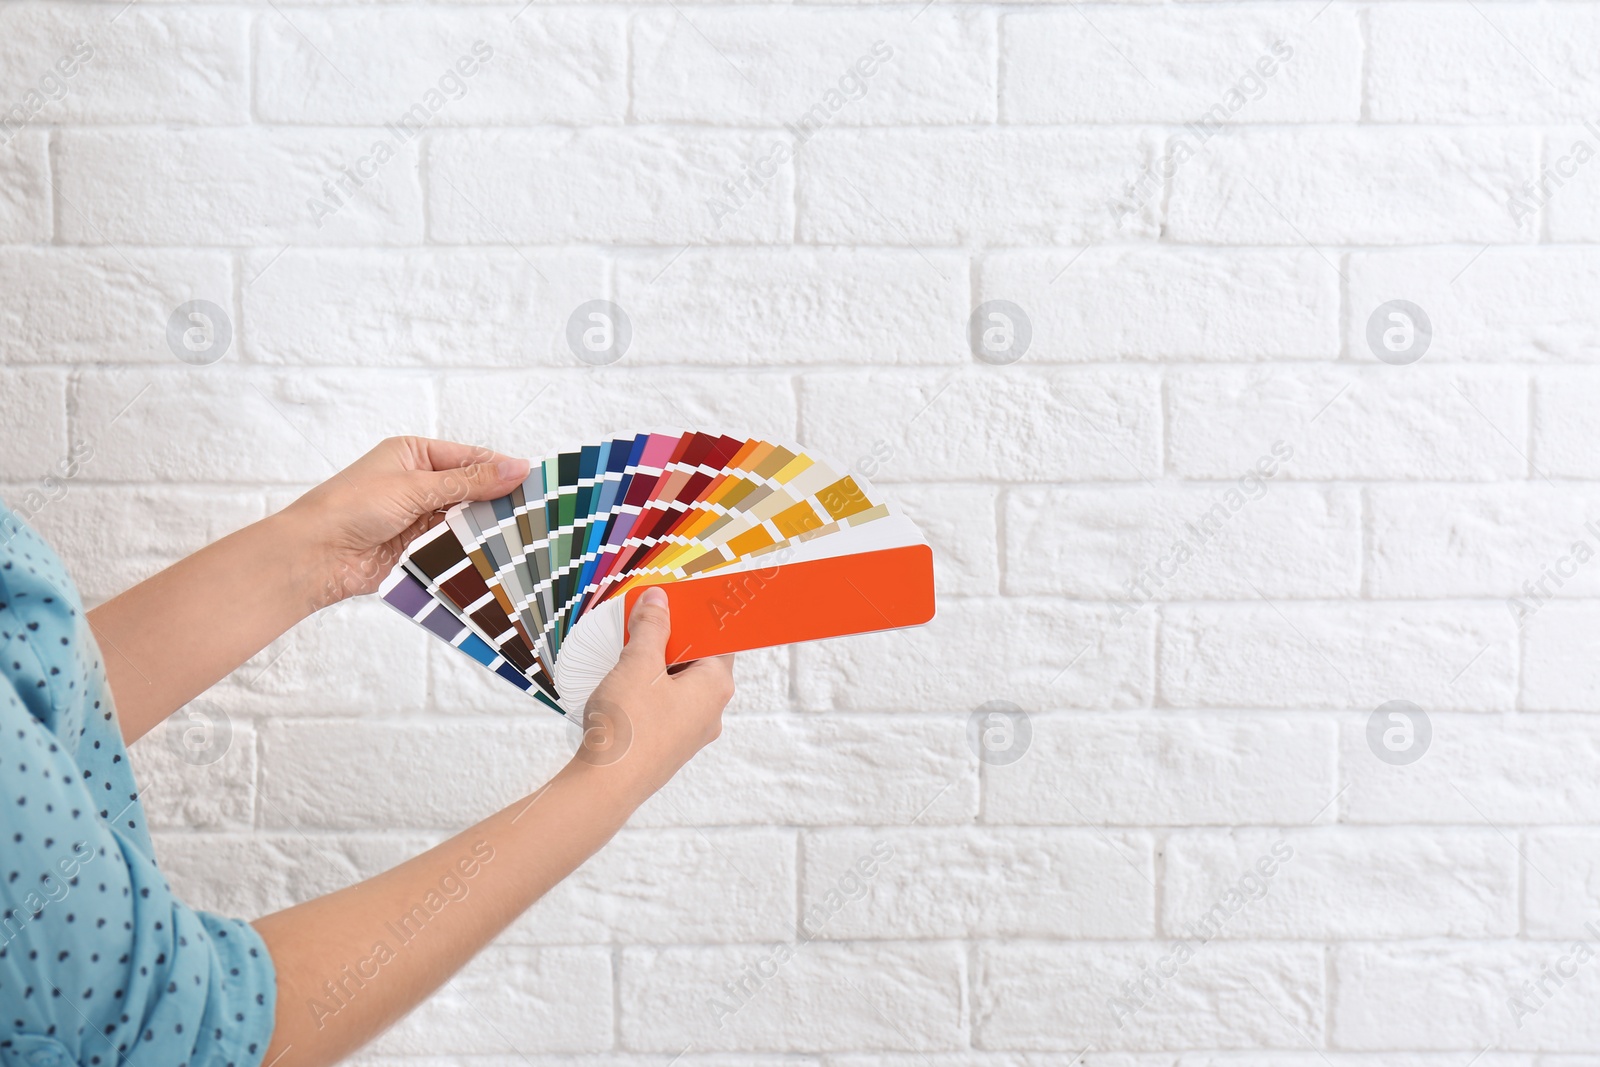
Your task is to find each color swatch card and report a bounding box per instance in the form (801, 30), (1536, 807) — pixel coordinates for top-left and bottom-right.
(379, 431), (936, 716)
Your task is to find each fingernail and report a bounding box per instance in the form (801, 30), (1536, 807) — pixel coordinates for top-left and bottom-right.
(497, 458), (529, 481)
(641, 587), (667, 608)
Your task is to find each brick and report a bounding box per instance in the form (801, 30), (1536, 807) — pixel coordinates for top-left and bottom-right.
(0, 131), (49, 242)
(1340, 715), (1600, 824)
(258, 718), (573, 830)
(632, 10), (994, 124)
(1163, 828), (1516, 940)
(55, 129), (424, 245)
(1168, 130), (1536, 245)
(973, 941), (1323, 1050)
(125, 718), (256, 830)
(505, 828), (795, 945)
(242, 249), (605, 367)
(978, 248), (1340, 362)
(1003, 7), (1359, 123)
(1368, 5), (1600, 122)
(796, 597), (1154, 711)
(0, 6), (245, 123)
(982, 715), (1337, 827)
(0, 369), (67, 481)
(1160, 603), (1517, 711)
(802, 369), (1162, 481)
(429, 129), (791, 244)
(1523, 603), (1600, 711)
(798, 129), (1158, 244)
(256, 10), (625, 124)
(800, 827), (1154, 939)
(629, 714), (978, 827)
(614, 248), (969, 365)
(728, 645), (791, 712)
(1526, 831), (1600, 939)
(1348, 249), (1600, 362)
(71, 368), (434, 483)
(1535, 369), (1600, 478)
(1367, 486), (1600, 599)
(1333, 942), (1600, 1050)
(1006, 485), (1359, 600)
(1166, 367), (1528, 481)
(0, 249), (232, 364)
(23, 486), (263, 603)
(884, 483), (999, 595)
(368, 946), (613, 1053)
(620, 941), (965, 1051)
(438, 371), (796, 461)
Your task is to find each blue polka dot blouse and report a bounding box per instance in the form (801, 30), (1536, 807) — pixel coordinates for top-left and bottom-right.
(0, 501), (276, 1067)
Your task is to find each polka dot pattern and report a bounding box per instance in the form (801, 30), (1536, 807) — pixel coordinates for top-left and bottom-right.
(0, 504), (276, 1067)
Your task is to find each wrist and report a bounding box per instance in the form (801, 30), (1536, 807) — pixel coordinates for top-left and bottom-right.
(556, 754), (657, 820)
(260, 503), (341, 618)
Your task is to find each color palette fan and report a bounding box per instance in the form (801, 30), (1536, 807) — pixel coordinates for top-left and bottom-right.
(378, 431), (936, 716)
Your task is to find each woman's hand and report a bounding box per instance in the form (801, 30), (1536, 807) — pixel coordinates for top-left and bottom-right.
(570, 587), (735, 808)
(92, 436), (527, 743)
(281, 436), (530, 609)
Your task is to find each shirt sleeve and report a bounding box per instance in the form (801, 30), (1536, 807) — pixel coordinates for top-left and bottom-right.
(0, 674), (277, 1067)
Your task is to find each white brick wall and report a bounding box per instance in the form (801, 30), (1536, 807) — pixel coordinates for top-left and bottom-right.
(3, 0), (1599, 1060)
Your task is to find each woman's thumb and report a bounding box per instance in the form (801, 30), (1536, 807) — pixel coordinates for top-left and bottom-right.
(621, 586), (671, 669)
(427, 456), (529, 506)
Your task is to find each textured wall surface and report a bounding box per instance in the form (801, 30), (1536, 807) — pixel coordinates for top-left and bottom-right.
(4, 0), (1600, 1062)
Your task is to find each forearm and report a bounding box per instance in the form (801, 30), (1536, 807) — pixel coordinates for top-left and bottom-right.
(251, 759), (641, 1067)
(88, 509), (325, 744)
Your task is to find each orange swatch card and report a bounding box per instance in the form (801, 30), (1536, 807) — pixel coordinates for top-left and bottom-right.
(623, 544), (936, 663)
